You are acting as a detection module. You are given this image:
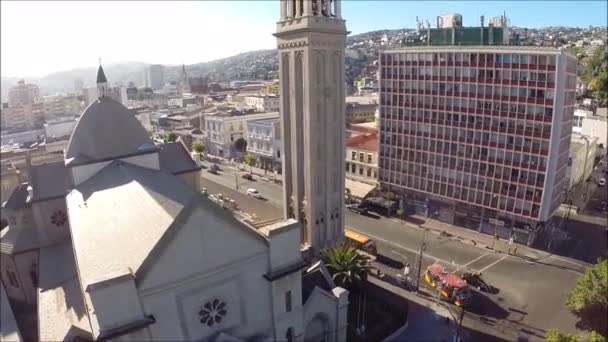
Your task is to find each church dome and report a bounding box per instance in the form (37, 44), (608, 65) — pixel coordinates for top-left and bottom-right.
(65, 97), (155, 164)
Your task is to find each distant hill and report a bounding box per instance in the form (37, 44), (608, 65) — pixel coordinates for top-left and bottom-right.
(2, 25), (604, 96)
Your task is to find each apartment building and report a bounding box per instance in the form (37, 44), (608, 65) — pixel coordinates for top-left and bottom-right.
(244, 95), (280, 113)
(378, 46), (576, 245)
(246, 118), (281, 172)
(345, 96), (378, 123)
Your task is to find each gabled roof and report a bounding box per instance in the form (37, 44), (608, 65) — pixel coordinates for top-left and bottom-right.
(67, 160), (196, 288)
(2, 183), (30, 210)
(96, 65), (107, 83)
(0, 225), (41, 254)
(158, 142), (199, 174)
(65, 97), (155, 165)
(30, 161), (70, 202)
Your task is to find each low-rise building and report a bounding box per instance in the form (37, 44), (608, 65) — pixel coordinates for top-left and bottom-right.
(246, 117), (281, 172)
(205, 112), (279, 159)
(573, 108), (592, 134)
(581, 115), (608, 148)
(44, 117), (77, 140)
(345, 96), (378, 123)
(345, 128), (378, 185)
(567, 134), (598, 188)
(244, 95), (280, 113)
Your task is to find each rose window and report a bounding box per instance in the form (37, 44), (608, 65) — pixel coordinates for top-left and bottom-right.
(198, 299), (227, 327)
(50, 210), (67, 227)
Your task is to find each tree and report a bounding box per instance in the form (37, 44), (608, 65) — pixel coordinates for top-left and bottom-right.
(546, 330), (579, 342)
(322, 244), (370, 290)
(192, 141), (204, 154)
(546, 329), (606, 342)
(166, 132), (178, 142)
(244, 154), (256, 174)
(565, 257), (608, 337)
(590, 70), (608, 105)
(345, 188), (353, 204)
(234, 138), (247, 153)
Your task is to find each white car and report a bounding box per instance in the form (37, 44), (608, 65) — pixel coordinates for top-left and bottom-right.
(246, 188), (263, 199)
(599, 178), (606, 187)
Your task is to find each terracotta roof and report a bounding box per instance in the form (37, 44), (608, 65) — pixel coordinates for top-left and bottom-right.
(346, 132), (378, 152)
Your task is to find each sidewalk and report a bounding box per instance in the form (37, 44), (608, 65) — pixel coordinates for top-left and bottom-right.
(207, 154), (283, 183)
(397, 214), (552, 262)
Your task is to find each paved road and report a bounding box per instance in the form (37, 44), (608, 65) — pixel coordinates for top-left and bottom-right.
(199, 173), (590, 341)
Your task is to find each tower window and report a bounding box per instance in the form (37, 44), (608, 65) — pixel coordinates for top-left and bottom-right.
(285, 291), (292, 312)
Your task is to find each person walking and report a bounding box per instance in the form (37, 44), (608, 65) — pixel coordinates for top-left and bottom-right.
(507, 234), (515, 255)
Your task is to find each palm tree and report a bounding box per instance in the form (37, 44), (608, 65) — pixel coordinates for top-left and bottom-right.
(323, 244), (371, 289)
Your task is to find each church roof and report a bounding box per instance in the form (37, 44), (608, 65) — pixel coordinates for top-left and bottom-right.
(0, 225), (41, 255)
(157, 142), (200, 174)
(65, 97), (156, 165)
(2, 183), (31, 210)
(29, 161), (70, 201)
(96, 65), (107, 83)
(67, 160), (196, 288)
(38, 241), (92, 342)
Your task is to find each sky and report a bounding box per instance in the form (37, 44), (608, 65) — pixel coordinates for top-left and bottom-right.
(1, 0), (606, 78)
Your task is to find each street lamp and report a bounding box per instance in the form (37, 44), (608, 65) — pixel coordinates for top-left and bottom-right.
(490, 194), (499, 250)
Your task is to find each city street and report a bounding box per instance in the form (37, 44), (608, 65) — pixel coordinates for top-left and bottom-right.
(199, 169), (590, 341)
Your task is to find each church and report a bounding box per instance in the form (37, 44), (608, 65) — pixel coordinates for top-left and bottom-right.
(1, 1), (350, 341)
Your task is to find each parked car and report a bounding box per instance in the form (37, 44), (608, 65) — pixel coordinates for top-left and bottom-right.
(207, 167), (218, 175)
(346, 203), (369, 215)
(462, 272), (499, 294)
(246, 188), (263, 199)
(595, 201), (608, 212)
(242, 173), (254, 181)
(598, 178), (606, 187)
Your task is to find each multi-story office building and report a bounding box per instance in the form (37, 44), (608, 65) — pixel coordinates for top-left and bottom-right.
(8, 80), (40, 107)
(378, 46), (576, 245)
(246, 118), (282, 172)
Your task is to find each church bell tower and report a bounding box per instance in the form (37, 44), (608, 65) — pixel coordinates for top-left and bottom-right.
(275, 0), (347, 252)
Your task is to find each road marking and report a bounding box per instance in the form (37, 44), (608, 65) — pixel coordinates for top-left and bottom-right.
(348, 227), (464, 268)
(462, 253), (490, 267)
(478, 255), (507, 273)
(548, 255), (589, 268)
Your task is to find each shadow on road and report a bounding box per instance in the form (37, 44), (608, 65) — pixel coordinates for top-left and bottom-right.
(466, 291), (509, 320)
(376, 254), (405, 269)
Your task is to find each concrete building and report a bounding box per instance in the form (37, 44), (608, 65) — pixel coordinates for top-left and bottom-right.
(573, 108), (592, 134)
(581, 116), (608, 148)
(8, 80), (40, 107)
(276, 0), (347, 251)
(1, 64), (348, 342)
(205, 112), (279, 159)
(345, 96), (378, 123)
(244, 95), (280, 113)
(567, 134), (598, 188)
(147, 64), (165, 90)
(44, 117), (77, 140)
(246, 117), (282, 172)
(379, 46), (577, 245)
(345, 128), (378, 185)
(0, 129), (45, 146)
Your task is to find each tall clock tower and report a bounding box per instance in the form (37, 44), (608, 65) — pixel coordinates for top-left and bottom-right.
(275, 0), (347, 252)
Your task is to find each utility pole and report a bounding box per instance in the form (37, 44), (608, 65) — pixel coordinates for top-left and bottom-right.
(414, 230), (427, 292)
(454, 305), (465, 342)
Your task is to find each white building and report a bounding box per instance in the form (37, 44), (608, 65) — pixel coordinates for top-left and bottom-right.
(567, 134), (598, 187)
(1, 65), (348, 342)
(345, 128), (379, 186)
(44, 117), (77, 140)
(277, 0), (347, 251)
(581, 116), (608, 148)
(205, 112), (279, 159)
(244, 95), (280, 112)
(573, 108), (592, 134)
(147, 64), (165, 90)
(246, 117), (282, 172)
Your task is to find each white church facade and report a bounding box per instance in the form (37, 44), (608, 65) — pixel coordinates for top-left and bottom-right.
(1, 61), (348, 341)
